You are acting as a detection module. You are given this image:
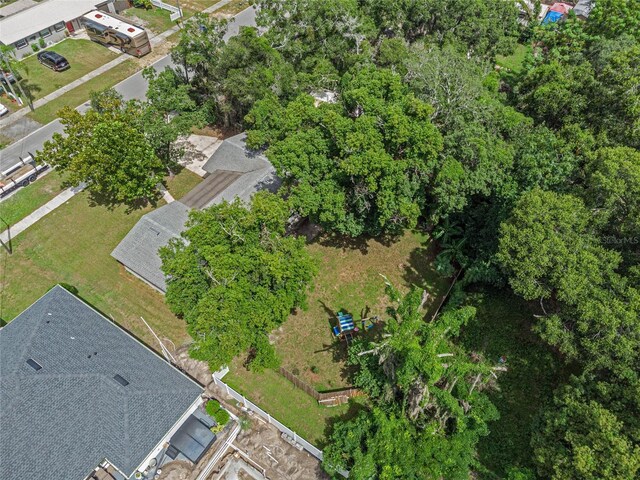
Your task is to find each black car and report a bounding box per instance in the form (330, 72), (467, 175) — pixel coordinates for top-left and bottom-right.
(37, 51), (70, 72)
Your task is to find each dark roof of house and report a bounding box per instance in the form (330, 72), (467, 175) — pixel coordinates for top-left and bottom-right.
(111, 201), (191, 292)
(111, 133), (280, 293)
(0, 285), (203, 480)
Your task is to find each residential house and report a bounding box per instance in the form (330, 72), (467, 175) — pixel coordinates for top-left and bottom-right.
(111, 133), (280, 293)
(0, 0), (129, 58)
(0, 285), (216, 480)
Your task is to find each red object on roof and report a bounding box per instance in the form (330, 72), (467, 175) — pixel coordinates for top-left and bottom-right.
(550, 2), (573, 14)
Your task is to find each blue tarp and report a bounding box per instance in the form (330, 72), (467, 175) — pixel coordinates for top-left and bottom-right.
(542, 10), (563, 24)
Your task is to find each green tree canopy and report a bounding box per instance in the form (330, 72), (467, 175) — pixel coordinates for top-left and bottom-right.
(324, 286), (499, 479)
(247, 66), (443, 236)
(37, 91), (163, 204)
(533, 379), (640, 480)
(159, 192), (316, 370)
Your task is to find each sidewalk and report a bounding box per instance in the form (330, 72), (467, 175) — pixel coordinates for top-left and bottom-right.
(0, 183), (85, 245)
(0, 0), (237, 130)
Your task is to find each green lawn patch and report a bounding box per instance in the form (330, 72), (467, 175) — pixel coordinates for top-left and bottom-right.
(460, 289), (571, 478)
(27, 59), (139, 124)
(0, 191), (189, 347)
(0, 170), (65, 227)
(164, 168), (202, 200)
(273, 231), (450, 391)
(496, 43), (532, 75)
(123, 6), (176, 34)
(226, 231), (450, 445)
(19, 39), (119, 101)
(224, 363), (363, 446)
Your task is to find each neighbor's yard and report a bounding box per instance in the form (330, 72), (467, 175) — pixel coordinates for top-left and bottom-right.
(27, 59), (139, 124)
(123, 6), (176, 34)
(0, 191), (189, 346)
(275, 231), (450, 390)
(227, 230), (451, 444)
(20, 39), (119, 101)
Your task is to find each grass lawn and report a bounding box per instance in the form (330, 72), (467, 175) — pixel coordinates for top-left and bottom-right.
(273, 231), (450, 390)
(123, 6), (176, 34)
(460, 289), (571, 478)
(496, 43), (532, 75)
(227, 230), (450, 445)
(0, 170), (65, 227)
(164, 168), (202, 200)
(224, 361), (364, 446)
(27, 59), (138, 124)
(20, 39), (119, 101)
(0, 192), (189, 347)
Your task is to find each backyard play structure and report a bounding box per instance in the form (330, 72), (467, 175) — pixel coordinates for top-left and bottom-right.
(332, 311), (379, 343)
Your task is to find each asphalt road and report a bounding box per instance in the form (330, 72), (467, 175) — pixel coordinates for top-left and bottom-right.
(0, 6), (257, 172)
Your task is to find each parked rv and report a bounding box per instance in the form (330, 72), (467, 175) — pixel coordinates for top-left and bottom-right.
(81, 10), (151, 57)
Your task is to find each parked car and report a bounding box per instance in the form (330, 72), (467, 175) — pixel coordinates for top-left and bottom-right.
(37, 51), (70, 71)
(0, 104), (8, 116)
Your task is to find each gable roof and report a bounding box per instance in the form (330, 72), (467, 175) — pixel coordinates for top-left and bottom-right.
(111, 201), (190, 292)
(112, 133), (281, 293)
(0, 285), (203, 480)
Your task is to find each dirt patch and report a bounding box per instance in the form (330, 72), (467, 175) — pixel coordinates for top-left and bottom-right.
(233, 417), (328, 480)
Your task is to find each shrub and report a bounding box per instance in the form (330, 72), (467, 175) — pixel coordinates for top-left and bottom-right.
(31, 44), (39, 52)
(38, 38), (45, 48)
(214, 408), (230, 426)
(205, 399), (221, 417)
(133, 0), (152, 9)
(310, 365), (319, 374)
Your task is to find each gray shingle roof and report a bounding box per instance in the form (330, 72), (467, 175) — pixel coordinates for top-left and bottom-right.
(111, 201), (191, 292)
(0, 285), (203, 480)
(112, 133), (280, 293)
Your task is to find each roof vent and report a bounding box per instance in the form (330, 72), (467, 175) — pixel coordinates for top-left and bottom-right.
(95, 13), (103, 18)
(113, 374), (129, 386)
(27, 359), (42, 371)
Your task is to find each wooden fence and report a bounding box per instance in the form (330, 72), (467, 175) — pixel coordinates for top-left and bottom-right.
(279, 367), (363, 406)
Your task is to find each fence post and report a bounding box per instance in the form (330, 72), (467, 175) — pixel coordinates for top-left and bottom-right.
(225, 384), (230, 395)
(293, 431), (297, 443)
(267, 413), (271, 424)
(243, 395), (248, 408)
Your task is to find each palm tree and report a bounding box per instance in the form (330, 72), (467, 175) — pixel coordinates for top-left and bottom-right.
(0, 45), (33, 111)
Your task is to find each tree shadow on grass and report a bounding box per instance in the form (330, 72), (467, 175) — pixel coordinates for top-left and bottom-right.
(318, 397), (369, 449)
(86, 189), (161, 214)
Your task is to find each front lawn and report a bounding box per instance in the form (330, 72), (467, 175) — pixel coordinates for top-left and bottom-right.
(274, 231), (450, 390)
(19, 39), (119, 101)
(27, 59), (139, 124)
(0, 192), (189, 347)
(0, 170), (64, 227)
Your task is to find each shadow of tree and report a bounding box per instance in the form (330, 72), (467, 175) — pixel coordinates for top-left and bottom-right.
(319, 398), (369, 449)
(86, 188), (160, 214)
